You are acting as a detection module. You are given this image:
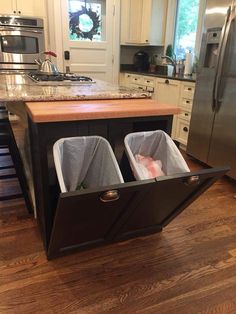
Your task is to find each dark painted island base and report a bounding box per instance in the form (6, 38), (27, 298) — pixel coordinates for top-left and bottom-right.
(27, 115), (228, 259)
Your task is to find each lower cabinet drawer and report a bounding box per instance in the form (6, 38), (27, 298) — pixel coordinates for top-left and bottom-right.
(180, 98), (193, 110)
(176, 118), (190, 145)
(179, 110), (191, 122)
(181, 83), (195, 99)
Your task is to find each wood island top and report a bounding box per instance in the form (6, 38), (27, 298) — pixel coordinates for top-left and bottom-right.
(26, 99), (180, 123)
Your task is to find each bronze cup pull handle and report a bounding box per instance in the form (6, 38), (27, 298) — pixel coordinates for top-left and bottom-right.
(184, 175), (200, 186)
(100, 190), (120, 202)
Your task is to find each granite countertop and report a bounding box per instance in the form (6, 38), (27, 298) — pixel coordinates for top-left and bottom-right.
(0, 74), (151, 102)
(120, 66), (196, 83)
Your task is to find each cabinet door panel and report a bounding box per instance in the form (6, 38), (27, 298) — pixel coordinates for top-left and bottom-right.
(156, 79), (180, 106)
(0, 0), (16, 14)
(140, 0), (152, 44)
(16, 0), (46, 16)
(127, 0), (143, 43)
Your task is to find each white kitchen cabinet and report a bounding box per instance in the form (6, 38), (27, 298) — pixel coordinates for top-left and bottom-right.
(120, 0), (167, 45)
(121, 73), (157, 98)
(120, 73), (196, 146)
(0, 0), (46, 17)
(174, 82), (195, 146)
(155, 78), (181, 106)
(0, 1), (16, 15)
(155, 78), (181, 138)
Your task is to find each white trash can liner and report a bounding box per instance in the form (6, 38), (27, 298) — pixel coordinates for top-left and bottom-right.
(124, 130), (190, 180)
(53, 136), (124, 192)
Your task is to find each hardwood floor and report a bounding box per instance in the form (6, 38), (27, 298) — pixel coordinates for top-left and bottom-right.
(1, 151), (236, 313)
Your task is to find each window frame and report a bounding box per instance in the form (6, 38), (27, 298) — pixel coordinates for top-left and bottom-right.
(165, 0), (206, 58)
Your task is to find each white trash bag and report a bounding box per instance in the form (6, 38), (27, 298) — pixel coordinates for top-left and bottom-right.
(124, 130), (190, 180)
(53, 136), (124, 192)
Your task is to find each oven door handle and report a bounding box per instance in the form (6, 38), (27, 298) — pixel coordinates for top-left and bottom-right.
(0, 27), (43, 34)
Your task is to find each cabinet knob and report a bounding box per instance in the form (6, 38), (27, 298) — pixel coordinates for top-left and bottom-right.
(183, 127), (188, 132)
(18, 11), (21, 14)
(13, 10), (16, 13)
(184, 113), (189, 116)
(186, 100), (190, 104)
(145, 39), (149, 42)
(187, 87), (192, 91)
(165, 79), (169, 84)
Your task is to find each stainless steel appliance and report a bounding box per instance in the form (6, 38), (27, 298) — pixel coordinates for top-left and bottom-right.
(27, 72), (96, 85)
(187, 0), (236, 179)
(0, 15), (45, 71)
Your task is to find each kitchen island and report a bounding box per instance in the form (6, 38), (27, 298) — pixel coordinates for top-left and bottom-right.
(3, 73), (217, 259)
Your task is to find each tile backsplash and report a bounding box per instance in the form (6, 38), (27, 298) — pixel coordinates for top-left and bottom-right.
(120, 45), (164, 65)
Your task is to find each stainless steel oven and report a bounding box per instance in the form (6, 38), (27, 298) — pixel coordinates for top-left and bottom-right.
(0, 15), (45, 71)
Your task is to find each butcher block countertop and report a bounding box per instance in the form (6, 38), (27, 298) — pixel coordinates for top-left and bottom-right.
(26, 99), (180, 123)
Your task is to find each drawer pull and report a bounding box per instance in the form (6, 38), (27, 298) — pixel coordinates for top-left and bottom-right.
(134, 78), (138, 81)
(183, 127), (188, 132)
(147, 80), (150, 83)
(186, 100), (190, 104)
(184, 113), (189, 116)
(165, 79), (169, 84)
(187, 87), (192, 91)
(100, 190), (120, 202)
(184, 175), (200, 186)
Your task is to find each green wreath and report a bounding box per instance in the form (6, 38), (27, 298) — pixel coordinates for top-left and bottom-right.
(69, 6), (101, 41)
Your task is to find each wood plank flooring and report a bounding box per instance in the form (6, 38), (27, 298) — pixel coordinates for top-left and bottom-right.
(0, 152), (236, 313)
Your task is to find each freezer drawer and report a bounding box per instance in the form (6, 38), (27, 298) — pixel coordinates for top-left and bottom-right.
(48, 167), (228, 259)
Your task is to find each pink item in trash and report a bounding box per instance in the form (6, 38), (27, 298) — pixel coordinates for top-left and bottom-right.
(135, 154), (165, 179)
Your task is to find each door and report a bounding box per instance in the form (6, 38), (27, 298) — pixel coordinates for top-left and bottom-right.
(207, 3), (236, 179)
(187, 0), (233, 163)
(60, 0), (116, 82)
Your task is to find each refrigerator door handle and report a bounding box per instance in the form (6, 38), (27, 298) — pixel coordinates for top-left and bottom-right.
(213, 4), (236, 111)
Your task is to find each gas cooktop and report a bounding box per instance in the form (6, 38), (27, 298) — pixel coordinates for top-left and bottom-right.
(27, 72), (96, 85)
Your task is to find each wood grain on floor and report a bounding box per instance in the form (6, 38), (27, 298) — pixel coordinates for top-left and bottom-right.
(0, 153), (236, 313)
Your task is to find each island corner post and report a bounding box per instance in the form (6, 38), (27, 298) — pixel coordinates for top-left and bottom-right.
(26, 98), (178, 250)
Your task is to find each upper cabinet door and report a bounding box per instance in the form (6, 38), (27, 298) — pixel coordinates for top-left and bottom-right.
(0, 0), (16, 14)
(128, 0), (144, 43)
(120, 0), (167, 45)
(16, 0), (46, 17)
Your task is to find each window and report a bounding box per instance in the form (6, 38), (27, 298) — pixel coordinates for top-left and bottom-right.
(174, 0), (200, 59)
(68, 0), (106, 42)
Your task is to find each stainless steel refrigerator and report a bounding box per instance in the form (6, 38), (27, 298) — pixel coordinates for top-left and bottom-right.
(187, 0), (236, 179)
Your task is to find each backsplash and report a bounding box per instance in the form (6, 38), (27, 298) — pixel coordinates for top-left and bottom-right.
(120, 46), (164, 65)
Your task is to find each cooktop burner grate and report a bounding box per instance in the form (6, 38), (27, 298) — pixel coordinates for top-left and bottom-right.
(27, 72), (95, 84)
